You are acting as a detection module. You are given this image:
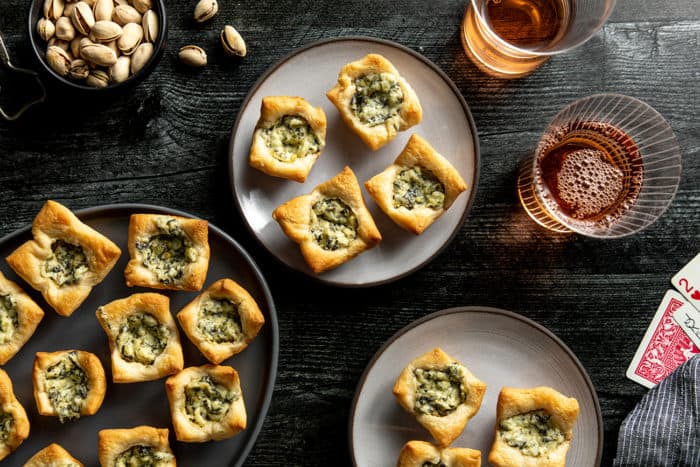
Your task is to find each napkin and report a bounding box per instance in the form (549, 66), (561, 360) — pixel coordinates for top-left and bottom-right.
(614, 354), (699, 466)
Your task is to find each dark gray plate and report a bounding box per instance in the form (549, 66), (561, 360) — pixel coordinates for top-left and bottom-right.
(1, 204), (278, 466)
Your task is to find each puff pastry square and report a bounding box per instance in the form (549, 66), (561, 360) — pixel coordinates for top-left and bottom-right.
(326, 53), (422, 150)
(249, 96), (327, 182)
(5, 200), (121, 317)
(124, 214), (210, 291)
(0, 369), (29, 462)
(488, 386), (579, 467)
(393, 347), (486, 446)
(24, 443), (83, 467)
(165, 364), (246, 442)
(0, 270), (44, 365)
(398, 440), (481, 467)
(365, 134), (468, 234)
(177, 278), (265, 364)
(98, 426), (175, 467)
(96, 293), (184, 383)
(32, 350), (106, 423)
(272, 166), (381, 273)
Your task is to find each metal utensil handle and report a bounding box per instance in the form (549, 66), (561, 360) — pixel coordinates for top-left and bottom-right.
(0, 32), (11, 67)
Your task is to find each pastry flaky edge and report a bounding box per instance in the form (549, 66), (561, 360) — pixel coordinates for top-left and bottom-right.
(488, 386), (580, 467)
(165, 364), (247, 443)
(272, 166), (382, 274)
(96, 293), (184, 383)
(32, 350), (107, 419)
(393, 347), (487, 447)
(249, 96), (327, 182)
(124, 213), (210, 292)
(0, 270), (44, 365)
(0, 368), (30, 462)
(98, 426), (175, 467)
(397, 440), (481, 467)
(177, 278), (265, 364)
(326, 53), (422, 150)
(5, 200), (122, 317)
(365, 134), (468, 234)
(24, 443), (84, 467)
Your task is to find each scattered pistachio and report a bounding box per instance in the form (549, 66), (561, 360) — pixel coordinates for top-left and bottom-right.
(221, 25), (246, 57)
(46, 45), (71, 76)
(142, 10), (158, 42)
(91, 20), (122, 42)
(130, 42), (154, 74)
(178, 45), (207, 68)
(132, 0), (152, 15)
(37, 18), (56, 41)
(113, 4), (142, 26)
(86, 69), (109, 87)
(71, 1), (95, 36)
(55, 16), (76, 41)
(68, 59), (90, 79)
(194, 0), (218, 23)
(92, 0), (114, 22)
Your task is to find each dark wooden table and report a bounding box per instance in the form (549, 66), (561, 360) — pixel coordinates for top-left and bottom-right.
(1, 0), (698, 465)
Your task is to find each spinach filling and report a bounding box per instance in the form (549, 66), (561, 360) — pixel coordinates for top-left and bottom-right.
(197, 298), (243, 344)
(136, 218), (198, 285)
(116, 312), (170, 365)
(0, 411), (13, 442)
(0, 294), (18, 345)
(351, 72), (404, 126)
(43, 240), (89, 287)
(413, 364), (467, 417)
(114, 445), (173, 467)
(44, 352), (88, 423)
(499, 409), (565, 457)
(310, 197), (358, 251)
(393, 166), (445, 210)
(262, 115), (321, 163)
(422, 461), (446, 467)
(184, 375), (238, 426)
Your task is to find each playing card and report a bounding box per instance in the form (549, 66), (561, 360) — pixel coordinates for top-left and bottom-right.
(626, 290), (700, 388)
(671, 252), (700, 310)
(673, 300), (700, 349)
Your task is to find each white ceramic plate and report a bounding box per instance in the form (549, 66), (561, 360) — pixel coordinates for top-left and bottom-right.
(350, 307), (603, 466)
(229, 37), (479, 287)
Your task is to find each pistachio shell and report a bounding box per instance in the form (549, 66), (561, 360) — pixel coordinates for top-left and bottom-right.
(91, 20), (122, 42)
(109, 55), (131, 83)
(63, 2), (76, 18)
(142, 10), (158, 42)
(193, 0), (218, 23)
(68, 59), (90, 79)
(178, 45), (207, 67)
(80, 42), (118, 66)
(113, 4), (142, 26)
(82, 0), (96, 6)
(37, 18), (56, 41)
(70, 37), (82, 58)
(221, 25), (246, 57)
(132, 0), (152, 15)
(86, 69), (109, 87)
(118, 22), (143, 55)
(72, 1), (95, 35)
(93, 0), (114, 22)
(48, 37), (70, 52)
(130, 42), (154, 74)
(46, 45), (71, 76)
(79, 37), (94, 50)
(43, 0), (65, 21)
(105, 40), (119, 55)
(55, 16), (76, 41)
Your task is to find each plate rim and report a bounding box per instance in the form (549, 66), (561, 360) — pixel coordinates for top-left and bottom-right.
(0, 203), (279, 467)
(227, 35), (481, 288)
(347, 306), (603, 466)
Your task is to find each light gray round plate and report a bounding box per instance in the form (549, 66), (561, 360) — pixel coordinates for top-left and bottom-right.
(350, 307), (602, 466)
(229, 36), (480, 287)
(0, 204), (278, 467)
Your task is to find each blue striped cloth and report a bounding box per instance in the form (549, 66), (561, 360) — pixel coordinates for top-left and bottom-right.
(614, 355), (700, 466)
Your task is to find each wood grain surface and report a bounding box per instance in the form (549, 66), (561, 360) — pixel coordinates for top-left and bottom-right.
(1, 0), (698, 465)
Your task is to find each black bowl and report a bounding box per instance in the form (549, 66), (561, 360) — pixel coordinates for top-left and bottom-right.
(28, 0), (167, 92)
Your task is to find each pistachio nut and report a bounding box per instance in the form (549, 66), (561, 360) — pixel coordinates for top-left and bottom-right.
(92, 0), (113, 22)
(71, 1), (95, 35)
(86, 69), (109, 87)
(221, 25), (246, 57)
(63, 2), (76, 18)
(118, 23), (143, 55)
(113, 5), (142, 26)
(132, 0), (152, 15)
(46, 45), (71, 76)
(48, 37), (70, 52)
(68, 59), (90, 79)
(37, 18), (56, 42)
(91, 20), (122, 42)
(142, 10), (158, 42)
(113, 0), (129, 5)
(193, 0), (218, 23)
(105, 40), (119, 55)
(70, 36), (82, 57)
(80, 42), (117, 66)
(130, 42), (153, 74)
(79, 37), (94, 50)
(43, 0), (65, 21)
(55, 16), (76, 41)
(82, 0), (96, 6)
(178, 45), (207, 67)
(109, 55), (130, 83)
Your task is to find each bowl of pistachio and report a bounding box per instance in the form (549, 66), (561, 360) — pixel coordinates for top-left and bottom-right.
(28, 0), (167, 90)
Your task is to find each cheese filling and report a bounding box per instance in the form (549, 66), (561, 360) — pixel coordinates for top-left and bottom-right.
(310, 197), (358, 251)
(0, 294), (18, 345)
(197, 298), (243, 344)
(499, 409), (565, 457)
(137, 218), (198, 285)
(393, 166), (445, 210)
(413, 364), (467, 417)
(114, 445), (174, 467)
(262, 115), (321, 163)
(351, 72), (404, 127)
(184, 375), (238, 426)
(116, 312), (170, 365)
(44, 352), (88, 423)
(43, 240), (89, 287)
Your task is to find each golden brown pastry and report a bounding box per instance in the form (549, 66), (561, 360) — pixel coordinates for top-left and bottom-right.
(272, 166), (381, 273)
(488, 386), (580, 467)
(177, 278), (265, 364)
(124, 214), (210, 291)
(96, 293), (184, 383)
(165, 364), (246, 442)
(249, 96), (327, 182)
(326, 53), (422, 150)
(98, 426), (175, 467)
(0, 369), (29, 462)
(397, 440), (481, 467)
(0, 270), (44, 365)
(393, 347), (486, 446)
(365, 134), (468, 234)
(32, 350), (106, 423)
(24, 443), (83, 466)
(5, 200), (121, 317)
